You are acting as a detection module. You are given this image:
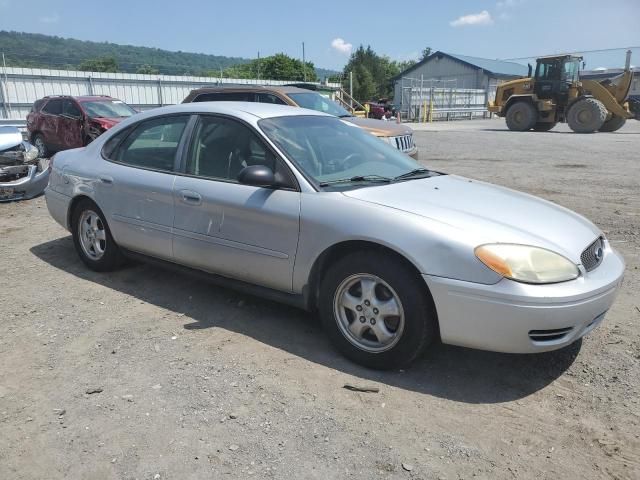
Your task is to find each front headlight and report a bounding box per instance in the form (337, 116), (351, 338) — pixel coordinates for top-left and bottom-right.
(475, 244), (579, 284)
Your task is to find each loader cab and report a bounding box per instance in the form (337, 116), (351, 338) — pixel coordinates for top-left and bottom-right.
(534, 55), (582, 100)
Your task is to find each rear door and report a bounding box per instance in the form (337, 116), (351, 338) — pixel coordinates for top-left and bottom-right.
(39, 99), (63, 149)
(98, 114), (191, 260)
(172, 114), (301, 292)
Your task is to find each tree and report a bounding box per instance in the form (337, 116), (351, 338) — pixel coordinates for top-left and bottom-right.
(342, 45), (399, 101)
(78, 56), (118, 72)
(136, 64), (159, 74)
(220, 53), (317, 81)
(421, 47), (432, 60)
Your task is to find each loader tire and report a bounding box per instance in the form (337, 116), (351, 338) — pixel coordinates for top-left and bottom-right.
(598, 115), (626, 132)
(567, 98), (607, 133)
(533, 122), (557, 132)
(505, 101), (537, 131)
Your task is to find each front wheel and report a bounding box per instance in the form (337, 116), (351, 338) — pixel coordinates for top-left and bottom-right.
(319, 251), (437, 369)
(567, 98), (607, 133)
(33, 134), (49, 158)
(71, 199), (123, 271)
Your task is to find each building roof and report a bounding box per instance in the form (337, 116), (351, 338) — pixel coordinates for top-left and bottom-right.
(394, 51), (528, 80)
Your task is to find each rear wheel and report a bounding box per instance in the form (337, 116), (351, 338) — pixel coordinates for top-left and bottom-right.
(319, 251), (437, 369)
(505, 101), (538, 131)
(71, 198), (123, 272)
(598, 115), (626, 132)
(533, 122), (557, 132)
(567, 98), (607, 133)
(33, 134), (49, 158)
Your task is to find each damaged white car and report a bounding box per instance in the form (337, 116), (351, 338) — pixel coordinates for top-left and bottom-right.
(0, 126), (49, 202)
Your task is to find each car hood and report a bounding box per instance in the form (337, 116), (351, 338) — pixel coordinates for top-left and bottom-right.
(342, 117), (413, 137)
(89, 117), (124, 129)
(342, 175), (601, 261)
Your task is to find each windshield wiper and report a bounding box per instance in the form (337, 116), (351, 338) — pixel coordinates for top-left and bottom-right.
(319, 174), (391, 187)
(393, 168), (435, 182)
(338, 114), (354, 118)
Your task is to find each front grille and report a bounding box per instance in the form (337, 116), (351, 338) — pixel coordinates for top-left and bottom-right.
(528, 327), (574, 342)
(393, 134), (414, 153)
(580, 237), (605, 272)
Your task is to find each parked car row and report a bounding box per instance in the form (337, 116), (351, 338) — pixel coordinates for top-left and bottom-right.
(10, 87), (418, 203)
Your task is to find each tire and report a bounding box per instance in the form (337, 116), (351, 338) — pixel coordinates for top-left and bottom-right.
(71, 198), (123, 272)
(505, 101), (537, 131)
(533, 122), (557, 132)
(598, 115), (626, 132)
(318, 251), (437, 369)
(567, 98), (607, 133)
(33, 134), (49, 158)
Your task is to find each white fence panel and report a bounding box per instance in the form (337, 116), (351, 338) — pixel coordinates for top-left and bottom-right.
(0, 66), (342, 120)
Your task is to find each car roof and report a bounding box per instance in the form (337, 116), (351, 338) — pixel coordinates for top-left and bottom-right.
(120, 101), (330, 125)
(42, 95), (117, 102)
(188, 85), (314, 95)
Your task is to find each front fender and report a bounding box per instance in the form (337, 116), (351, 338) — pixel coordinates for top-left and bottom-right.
(292, 193), (501, 294)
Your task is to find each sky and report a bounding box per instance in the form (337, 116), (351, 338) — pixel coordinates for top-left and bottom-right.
(0, 0), (639, 70)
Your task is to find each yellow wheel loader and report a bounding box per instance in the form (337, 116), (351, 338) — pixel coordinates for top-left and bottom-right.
(488, 50), (635, 133)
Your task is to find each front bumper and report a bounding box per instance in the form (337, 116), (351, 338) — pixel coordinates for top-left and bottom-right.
(0, 163), (50, 202)
(423, 245), (625, 353)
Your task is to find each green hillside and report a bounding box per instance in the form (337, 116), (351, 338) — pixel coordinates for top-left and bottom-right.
(0, 31), (338, 80)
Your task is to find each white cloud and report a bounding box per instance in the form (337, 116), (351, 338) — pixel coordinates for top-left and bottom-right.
(450, 10), (493, 27)
(331, 38), (353, 55)
(39, 13), (60, 24)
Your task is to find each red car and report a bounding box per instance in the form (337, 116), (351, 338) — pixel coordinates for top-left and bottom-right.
(26, 95), (136, 157)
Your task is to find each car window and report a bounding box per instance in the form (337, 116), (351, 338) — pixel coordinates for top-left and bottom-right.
(186, 116), (277, 182)
(32, 99), (45, 112)
(42, 99), (63, 115)
(102, 128), (132, 159)
(259, 115), (422, 186)
(256, 93), (287, 105)
(287, 92), (351, 117)
(63, 100), (82, 119)
(113, 116), (188, 172)
(193, 92), (255, 102)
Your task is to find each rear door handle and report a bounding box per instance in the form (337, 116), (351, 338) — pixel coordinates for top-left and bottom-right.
(180, 190), (202, 204)
(99, 175), (114, 185)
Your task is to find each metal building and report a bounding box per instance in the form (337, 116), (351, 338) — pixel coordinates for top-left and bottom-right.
(392, 51), (528, 120)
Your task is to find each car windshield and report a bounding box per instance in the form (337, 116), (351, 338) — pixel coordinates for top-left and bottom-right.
(287, 92), (352, 118)
(259, 115), (433, 188)
(80, 100), (136, 118)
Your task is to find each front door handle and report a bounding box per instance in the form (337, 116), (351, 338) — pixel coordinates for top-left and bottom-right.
(99, 175), (114, 185)
(180, 190), (202, 204)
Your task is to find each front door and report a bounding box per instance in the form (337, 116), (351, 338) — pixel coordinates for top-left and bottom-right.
(97, 115), (190, 260)
(172, 115), (300, 292)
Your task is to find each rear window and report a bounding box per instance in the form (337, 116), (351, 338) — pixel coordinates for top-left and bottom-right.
(193, 92), (255, 102)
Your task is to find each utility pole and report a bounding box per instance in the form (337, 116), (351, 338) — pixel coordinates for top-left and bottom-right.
(302, 42), (306, 82)
(257, 51), (260, 81)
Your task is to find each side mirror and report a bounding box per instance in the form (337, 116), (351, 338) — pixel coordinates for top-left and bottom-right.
(237, 165), (276, 188)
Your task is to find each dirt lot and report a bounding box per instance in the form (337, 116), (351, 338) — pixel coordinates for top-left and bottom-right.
(1, 119), (638, 480)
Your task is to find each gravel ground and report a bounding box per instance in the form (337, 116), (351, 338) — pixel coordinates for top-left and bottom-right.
(1, 119), (639, 480)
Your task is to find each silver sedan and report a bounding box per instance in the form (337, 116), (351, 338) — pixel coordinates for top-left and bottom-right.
(45, 102), (625, 369)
